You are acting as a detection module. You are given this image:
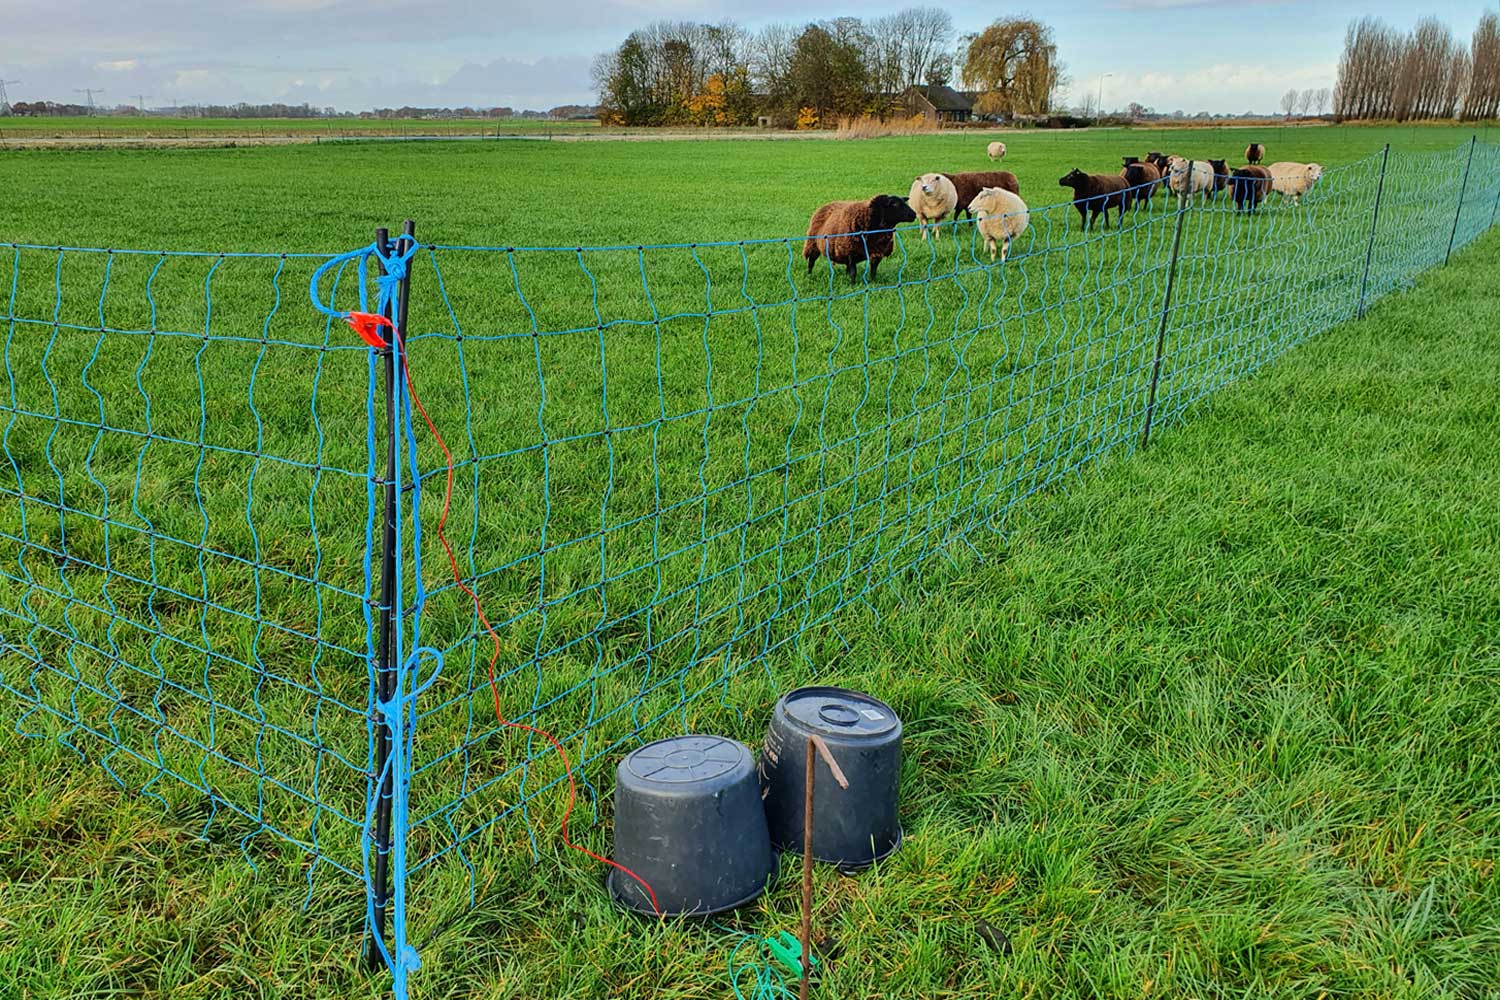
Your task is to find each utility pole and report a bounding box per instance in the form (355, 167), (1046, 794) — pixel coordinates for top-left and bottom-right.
(74, 87), (105, 112)
(134, 93), (152, 114)
(0, 79), (18, 115)
(1097, 73), (1113, 117)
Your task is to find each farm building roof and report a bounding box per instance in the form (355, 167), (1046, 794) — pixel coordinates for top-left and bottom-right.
(909, 85), (974, 112)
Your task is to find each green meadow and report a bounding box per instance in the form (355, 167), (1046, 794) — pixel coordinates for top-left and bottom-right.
(2, 125), (1497, 999)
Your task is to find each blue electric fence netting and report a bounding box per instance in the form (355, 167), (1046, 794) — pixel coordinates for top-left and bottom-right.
(2, 141), (1497, 999)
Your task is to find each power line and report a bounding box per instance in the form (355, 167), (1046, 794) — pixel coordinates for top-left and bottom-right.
(0, 79), (19, 114)
(134, 93), (152, 114)
(74, 87), (105, 111)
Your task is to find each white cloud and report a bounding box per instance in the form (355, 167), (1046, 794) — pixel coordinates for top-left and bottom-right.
(94, 59), (139, 71)
(1072, 61), (1337, 113)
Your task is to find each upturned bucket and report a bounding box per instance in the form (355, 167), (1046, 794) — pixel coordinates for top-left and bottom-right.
(760, 686), (903, 868)
(609, 734), (776, 916)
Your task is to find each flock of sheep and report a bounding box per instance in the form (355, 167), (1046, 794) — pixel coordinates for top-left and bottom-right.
(804, 141), (1326, 283)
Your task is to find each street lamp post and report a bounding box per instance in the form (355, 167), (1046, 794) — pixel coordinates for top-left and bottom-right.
(1097, 73), (1113, 116)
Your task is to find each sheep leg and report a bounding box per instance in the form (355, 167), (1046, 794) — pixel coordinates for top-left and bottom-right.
(868, 256), (881, 281)
(846, 261), (859, 284)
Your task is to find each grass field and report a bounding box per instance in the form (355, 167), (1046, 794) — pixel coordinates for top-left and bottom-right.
(0, 115), (598, 141)
(2, 126), (1499, 998)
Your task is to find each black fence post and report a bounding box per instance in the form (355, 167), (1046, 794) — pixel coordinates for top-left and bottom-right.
(1358, 143), (1391, 319)
(1141, 189), (1191, 448)
(1446, 135), (1477, 266)
(365, 219), (416, 972)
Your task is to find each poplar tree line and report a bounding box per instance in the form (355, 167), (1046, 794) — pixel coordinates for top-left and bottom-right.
(1335, 12), (1500, 121)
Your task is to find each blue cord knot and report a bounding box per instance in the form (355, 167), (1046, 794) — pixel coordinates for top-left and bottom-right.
(308, 239), (421, 328)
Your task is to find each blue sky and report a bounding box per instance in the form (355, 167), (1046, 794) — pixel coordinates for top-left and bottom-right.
(0, 0), (1494, 114)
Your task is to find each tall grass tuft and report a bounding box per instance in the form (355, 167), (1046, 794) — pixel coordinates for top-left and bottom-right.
(833, 114), (939, 139)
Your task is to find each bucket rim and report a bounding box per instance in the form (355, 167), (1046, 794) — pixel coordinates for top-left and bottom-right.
(774, 685), (902, 740)
(606, 859), (779, 918)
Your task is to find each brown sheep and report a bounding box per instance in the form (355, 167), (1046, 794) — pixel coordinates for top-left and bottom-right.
(1230, 165), (1273, 212)
(1145, 151), (1172, 175)
(944, 171), (1021, 219)
(1245, 142), (1265, 164)
(803, 194), (917, 283)
(1059, 168), (1129, 230)
(1121, 161), (1163, 211)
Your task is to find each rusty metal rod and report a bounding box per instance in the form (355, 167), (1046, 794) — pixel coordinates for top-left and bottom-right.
(801, 736), (815, 1000)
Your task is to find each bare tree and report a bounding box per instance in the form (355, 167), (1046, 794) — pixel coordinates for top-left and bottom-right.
(897, 7), (955, 92)
(1297, 89), (1315, 115)
(1465, 11), (1500, 119)
(752, 23), (797, 100)
(1335, 17), (1403, 119)
(866, 14), (907, 96)
(1313, 86), (1331, 115)
(1280, 88), (1299, 118)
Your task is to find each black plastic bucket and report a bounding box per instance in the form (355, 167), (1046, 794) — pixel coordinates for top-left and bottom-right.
(761, 687), (903, 868)
(609, 734), (777, 916)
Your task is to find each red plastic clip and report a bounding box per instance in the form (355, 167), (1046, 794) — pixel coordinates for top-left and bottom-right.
(346, 311), (394, 349)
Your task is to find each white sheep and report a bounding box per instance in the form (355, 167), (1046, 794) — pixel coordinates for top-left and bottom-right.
(968, 187), (1029, 262)
(1266, 161), (1324, 205)
(907, 172), (959, 240)
(1165, 156), (1214, 198)
(987, 141), (1007, 161)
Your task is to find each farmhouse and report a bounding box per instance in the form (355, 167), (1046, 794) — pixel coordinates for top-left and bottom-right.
(902, 84), (974, 124)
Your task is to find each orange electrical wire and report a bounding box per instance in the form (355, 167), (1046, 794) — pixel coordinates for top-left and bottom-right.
(357, 311), (662, 915)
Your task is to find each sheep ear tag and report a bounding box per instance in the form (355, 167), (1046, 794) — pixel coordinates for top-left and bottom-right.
(346, 311), (393, 349)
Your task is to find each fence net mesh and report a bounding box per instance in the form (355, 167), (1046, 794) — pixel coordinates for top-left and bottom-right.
(2, 140), (1496, 990)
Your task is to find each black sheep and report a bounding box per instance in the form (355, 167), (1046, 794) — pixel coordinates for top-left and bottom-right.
(1059, 168), (1129, 230)
(1121, 161), (1163, 210)
(804, 194), (917, 283)
(1230, 165), (1273, 212)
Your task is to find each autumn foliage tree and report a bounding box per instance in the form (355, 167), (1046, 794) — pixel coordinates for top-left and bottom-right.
(785, 22), (874, 122)
(960, 18), (1064, 118)
(596, 9), (960, 127)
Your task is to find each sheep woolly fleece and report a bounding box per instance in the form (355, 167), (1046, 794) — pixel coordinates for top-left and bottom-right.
(1166, 156), (1215, 196)
(804, 201), (891, 263)
(908, 173), (958, 239)
(968, 187), (1029, 262)
(1266, 161), (1325, 204)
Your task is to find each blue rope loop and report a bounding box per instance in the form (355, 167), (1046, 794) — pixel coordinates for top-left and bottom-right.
(308, 239), (420, 325)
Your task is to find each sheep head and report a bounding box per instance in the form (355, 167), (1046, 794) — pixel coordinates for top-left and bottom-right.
(871, 194), (917, 229)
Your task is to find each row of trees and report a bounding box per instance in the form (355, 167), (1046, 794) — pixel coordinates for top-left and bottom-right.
(1277, 88), (1332, 118)
(1335, 13), (1500, 121)
(5, 101), (598, 120)
(591, 10), (1065, 127)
